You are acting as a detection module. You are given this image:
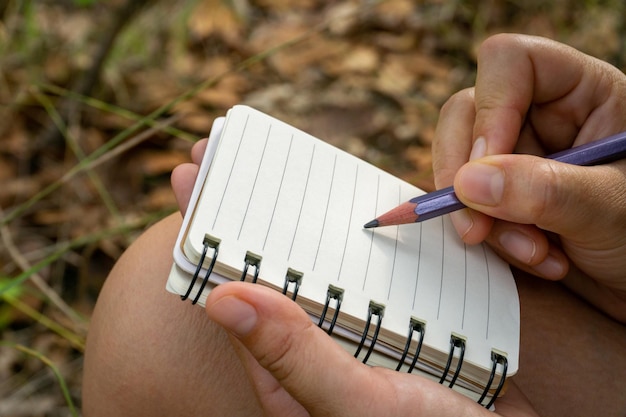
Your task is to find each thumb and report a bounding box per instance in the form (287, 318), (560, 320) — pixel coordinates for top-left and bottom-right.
(454, 154), (623, 237)
(205, 282), (380, 416)
(204, 282), (494, 417)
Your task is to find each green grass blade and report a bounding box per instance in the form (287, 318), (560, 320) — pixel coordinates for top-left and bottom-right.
(1, 342), (79, 417)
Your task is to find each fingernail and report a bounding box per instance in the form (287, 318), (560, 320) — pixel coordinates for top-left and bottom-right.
(469, 136), (487, 160)
(499, 230), (536, 264)
(207, 296), (258, 338)
(450, 209), (474, 239)
(458, 163), (504, 206)
(531, 254), (565, 279)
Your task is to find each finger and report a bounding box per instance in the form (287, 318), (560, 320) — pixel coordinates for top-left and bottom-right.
(432, 88), (494, 242)
(433, 87), (476, 189)
(228, 336), (308, 417)
(473, 34), (624, 155)
(205, 282), (497, 417)
(474, 34), (577, 153)
(171, 163), (199, 216)
(205, 282), (377, 416)
(454, 155), (626, 277)
(483, 220), (569, 280)
(191, 138), (208, 165)
(170, 139), (209, 216)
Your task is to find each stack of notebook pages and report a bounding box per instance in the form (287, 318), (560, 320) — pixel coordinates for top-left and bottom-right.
(166, 105), (520, 408)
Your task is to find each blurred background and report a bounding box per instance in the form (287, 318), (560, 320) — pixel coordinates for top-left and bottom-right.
(0, 0), (624, 415)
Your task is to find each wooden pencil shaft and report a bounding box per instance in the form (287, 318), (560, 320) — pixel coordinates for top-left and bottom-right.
(367, 131), (626, 228)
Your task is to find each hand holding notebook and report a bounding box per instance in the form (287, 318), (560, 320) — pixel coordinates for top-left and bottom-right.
(203, 280), (529, 417)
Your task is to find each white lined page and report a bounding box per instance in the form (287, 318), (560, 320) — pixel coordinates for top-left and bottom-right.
(181, 105), (519, 375)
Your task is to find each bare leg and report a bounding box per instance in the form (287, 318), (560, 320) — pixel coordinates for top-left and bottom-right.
(82, 214), (263, 416)
(514, 270), (626, 417)
(83, 214), (626, 416)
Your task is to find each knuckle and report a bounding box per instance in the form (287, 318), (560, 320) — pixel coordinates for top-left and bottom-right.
(433, 165), (459, 189)
(478, 33), (523, 61)
(525, 160), (569, 223)
(433, 88), (476, 189)
(255, 319), (315, 384)
(439, 87), (474, 116)
(256, 330), (297, 381)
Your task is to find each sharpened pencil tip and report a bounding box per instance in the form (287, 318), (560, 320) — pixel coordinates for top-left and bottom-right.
(363, 219), (379, 229)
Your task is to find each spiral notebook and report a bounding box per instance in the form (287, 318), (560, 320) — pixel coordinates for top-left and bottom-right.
(166, 105), (520, 407)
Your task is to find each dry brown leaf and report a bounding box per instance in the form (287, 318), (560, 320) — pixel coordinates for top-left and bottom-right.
(249, 22), (348, 78)
(188, 0), (243, 45)
(324, 45), (380, 75)
(0, 178), (41, 207)
(375, 55), (416, 97)
(136, 150), (189, 176)
(404, 145), (433, 174)
(0, 119), (31, 157)
(568, 9), (621, 60)
(406, 53), (451, 80)
(0, 157), (15, 181)
(141, 185), (177, 210)
(177, 111), (220, 133)
(32, 209), (71, 226)
(43, 53), (72, 86)
(193, 56), (235, 81)
(254, 0), (317, 12)
(325, 2), (361, 36)
(372, 32), (417, 52)
(129, 69), (183, 111)
(369, 0), (416, 28)
(195, 73), (249, 109)
(301, 104), (384, 149)
(195, 88), (241, 109)
(171, 100), (200, 118)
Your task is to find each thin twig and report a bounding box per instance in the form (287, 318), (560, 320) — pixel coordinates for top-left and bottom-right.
(0, 205), (86, 327)
(39, 83), (197, 142)
(1, 114), (179, 227)
(32, 88), (126, 234)
(1, 295), (85, 351)
(85, 114), (182, 171)
(1, 342), (79, 417)
(0, 209), (170, 296)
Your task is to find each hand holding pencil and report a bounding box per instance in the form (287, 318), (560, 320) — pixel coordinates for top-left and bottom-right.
(413, 35), (626, 323)
(365, 131), (626, 228)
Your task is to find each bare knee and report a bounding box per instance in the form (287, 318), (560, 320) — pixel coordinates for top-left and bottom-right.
(82, 214), (261, 416)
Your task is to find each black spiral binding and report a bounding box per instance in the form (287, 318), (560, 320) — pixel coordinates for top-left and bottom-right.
(181, 237), (508, 406)
(396, 317), (426, 372)
(282, 268), (303, 301)
(477, 350), (508, 409)
(439, 333), (466, 388)
(354, 301), (385, 364)
(317, 285), (344, 335)
(240, 251), (262, 283)
(181, 234), (221, 305)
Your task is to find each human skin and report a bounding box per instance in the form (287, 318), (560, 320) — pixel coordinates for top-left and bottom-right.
(83, 141), (626, 417)
(433, 35), (626, 323)
(82, 34), (626, 417)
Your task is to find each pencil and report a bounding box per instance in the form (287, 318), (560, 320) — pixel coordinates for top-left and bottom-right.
(364, 130), (626, 228)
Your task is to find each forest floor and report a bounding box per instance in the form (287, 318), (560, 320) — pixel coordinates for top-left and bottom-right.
(0, 0), (624, 415)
